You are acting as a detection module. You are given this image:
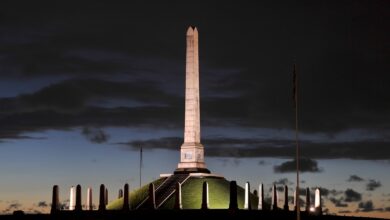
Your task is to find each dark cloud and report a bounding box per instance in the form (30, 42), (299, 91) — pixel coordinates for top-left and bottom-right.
(37, 201), (48, 208)
(357, 200), (383, 212)
(0, 0), (389, 166)
(258, 160), (267, 166)
(7, 202), (21, 210)
(366, 179), (382, 191)
(82, 127), (109, 144)
(347, 175), (364, 182)
(329, 197), (348, 207)
(344, 189), (362, 202)
(119, 136), (390, 160)
(273, 178), (293, 186)
(385, 207), (390, 212)
(274, 158), (322, 173)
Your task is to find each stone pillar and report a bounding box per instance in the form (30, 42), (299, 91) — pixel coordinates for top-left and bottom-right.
(69, 186), (75, 210)
(201, 182), (209, 210)
(148, 183), (156, 209)
(98, 184), (106, 211)
(118, 189), (123, 199)
(293, 189), (298, 211)
(86, 187), (93, 211)
(258, 183), (264, 210)
(305, 187), (311, 213)
(283, 185), (289, 211)
(75, 185), (82, 211)
(51, 185), (59, 214)
(177, 26), (209, 173)
(123, 183), (130, 211)
(174, 182), (182, 210)
(229, 181), (238, 210)
(315, 188), (322, 215)
(244, 182), (251, 210)
(271, 184), (277, 210)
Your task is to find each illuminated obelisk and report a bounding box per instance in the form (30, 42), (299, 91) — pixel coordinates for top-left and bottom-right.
(176, 26), (210, 174)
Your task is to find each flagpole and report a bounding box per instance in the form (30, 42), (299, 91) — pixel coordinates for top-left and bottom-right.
(294, 64), (301, 220)
(139, 146), (142, 188)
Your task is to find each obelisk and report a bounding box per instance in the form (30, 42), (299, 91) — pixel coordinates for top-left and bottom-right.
(176, 26), (209, 174)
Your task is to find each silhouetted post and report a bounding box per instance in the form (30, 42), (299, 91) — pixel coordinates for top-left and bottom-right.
(148, 183), (156, 209)
(122, 183), (130, 211)
(201, 182), (209, 210)
(51, 185), (59, 214)
(258, 183), (264, 210)
(75, 185), (82, 211)
(105, 188), (108, 205)
(118, 189), (123, 199)
(271, 184), (277, 211)
(229, 181), (238, 210)
(244, 182), (251, 210)
(283, 185), (289, 211)
(315, 188), (322, 215)
(174, 182), (182, 210)
(99, 184), (106, 211)
(86, 187), (93, 211)
(305, 188), (310, 213)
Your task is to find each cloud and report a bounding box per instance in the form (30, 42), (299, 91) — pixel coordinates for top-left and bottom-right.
(344, 189), (362, 202)
(37, 201), (48, 208)
(274, 158), (322, 173)
(347, 175), (364, 182)
(357, 200), (383, 212)
(385, 207), (390, 212)
(273, 178), (293, 186)
(366, 179), (382, 191)
(329, 197), (348, 207)
(118, 136), (390, 160)
(7, 202), (21, 210)
(81, 127), (109, 143)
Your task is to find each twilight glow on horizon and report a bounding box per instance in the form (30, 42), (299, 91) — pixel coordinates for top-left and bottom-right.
(0, 0), (389, 218)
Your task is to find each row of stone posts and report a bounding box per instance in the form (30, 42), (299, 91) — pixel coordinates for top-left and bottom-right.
(51, 181), (322, 215)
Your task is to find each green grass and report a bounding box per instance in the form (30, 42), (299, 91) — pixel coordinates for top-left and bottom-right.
(161, 177), (258, 209)
(107, 176), (258, 210)
(107, 178), (165, 210)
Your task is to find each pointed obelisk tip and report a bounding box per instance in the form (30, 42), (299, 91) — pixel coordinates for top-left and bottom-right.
(186, 26), (197, 36)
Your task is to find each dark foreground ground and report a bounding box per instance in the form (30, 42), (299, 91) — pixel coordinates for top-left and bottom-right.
(0, 210), (387, 220)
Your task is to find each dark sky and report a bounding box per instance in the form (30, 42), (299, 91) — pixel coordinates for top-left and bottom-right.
(1, 0), (389, 158)
(0, 0), (389, 217)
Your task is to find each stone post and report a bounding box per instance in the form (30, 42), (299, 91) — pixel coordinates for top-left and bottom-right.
(69, 186), (75, 210)
(244, 182), (251, 210)
(271, 184), (277, 210)
(315, 188), (322, 215)
(118, 189), (123, 199)
(148, 183), (156, 209)
(174, 182), (182, 210)
(75, 185), (82, 211)
(283, 185), (289, 211)
(229, 181), (238, 210)
(86, 187), (92, 211)
(305, 187), (311, 213)
(123, 183), (130, 211)
(98, 184), (106, 211)
(50, 185), (59, 214)
(201, 181), (209, 210)
(258, 183), (264, 210)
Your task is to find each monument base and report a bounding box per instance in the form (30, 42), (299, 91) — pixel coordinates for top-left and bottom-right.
(174, 167), (211, 174)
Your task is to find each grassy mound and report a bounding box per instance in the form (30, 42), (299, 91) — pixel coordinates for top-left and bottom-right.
(107, 176), (258, 210)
